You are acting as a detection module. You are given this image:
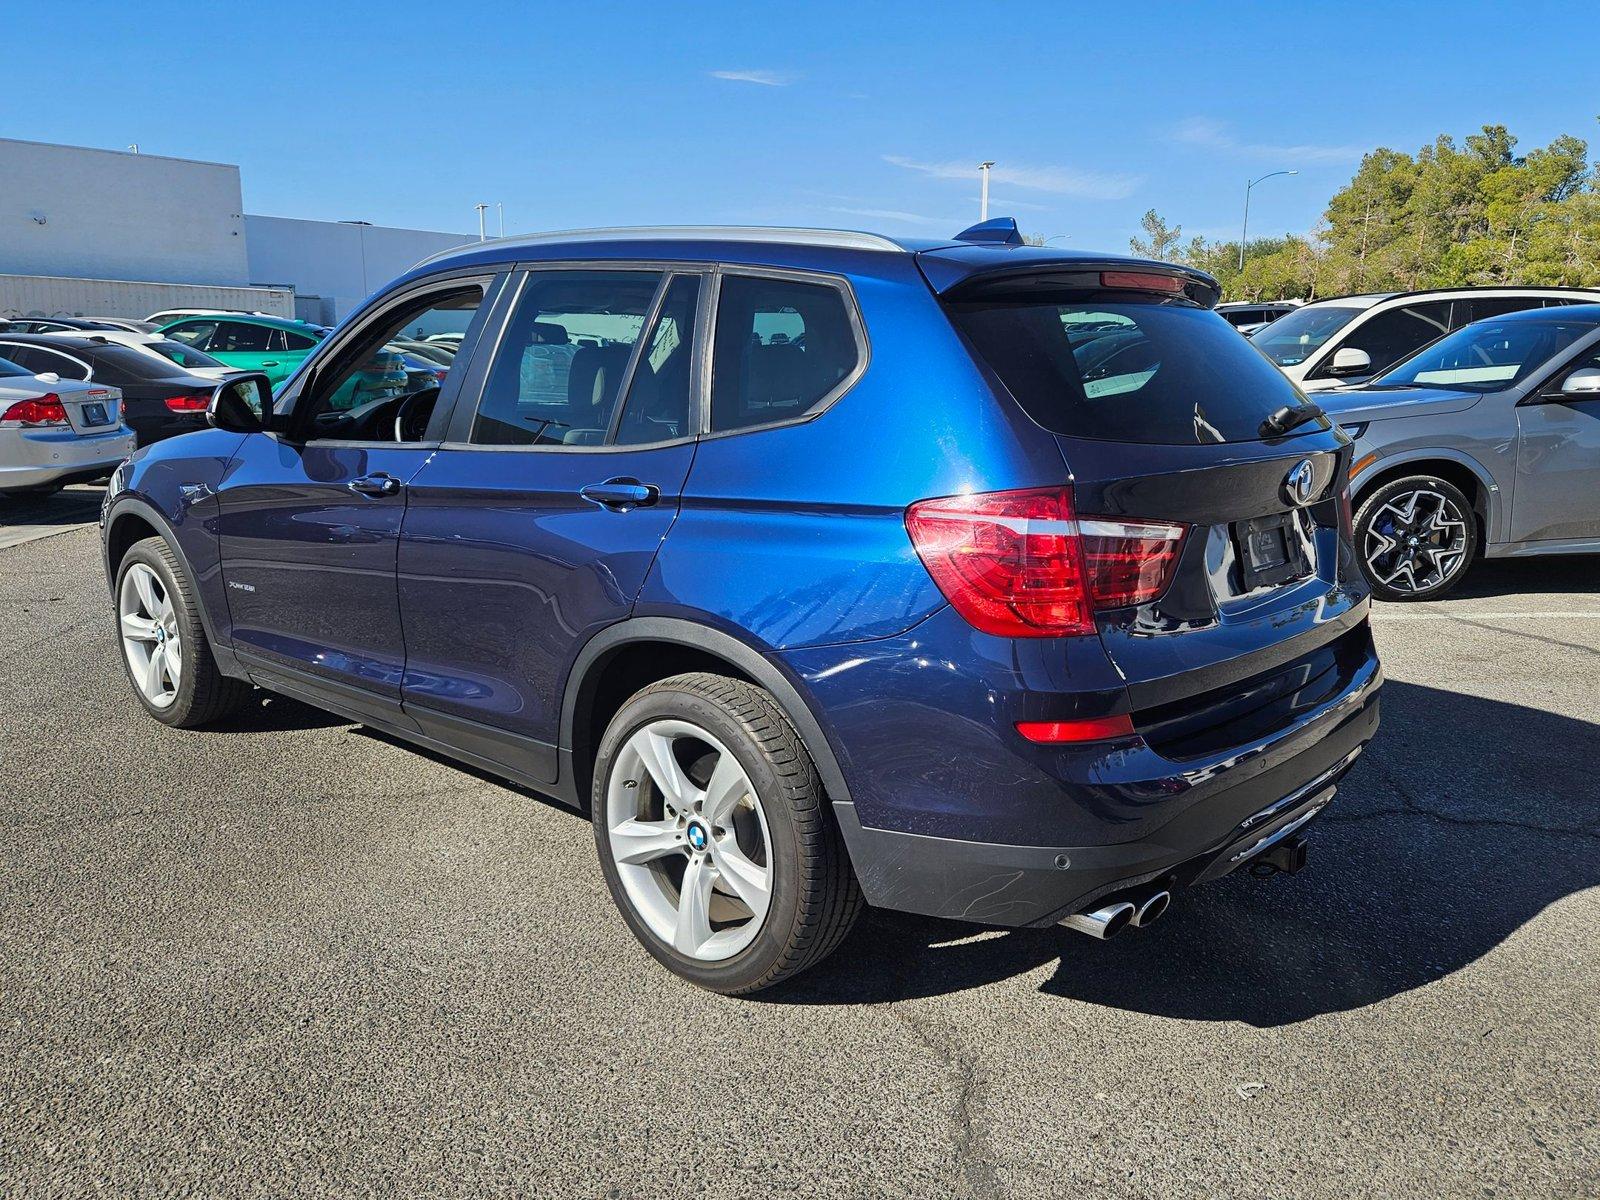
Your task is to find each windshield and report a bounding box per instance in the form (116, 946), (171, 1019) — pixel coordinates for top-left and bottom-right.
(0, 355), (30, 377)
(1252, 305), (1363, 366)
(1373, 318), (1596, 392)
(146, 339), (228, 370)
(946, 295), (1321, 445)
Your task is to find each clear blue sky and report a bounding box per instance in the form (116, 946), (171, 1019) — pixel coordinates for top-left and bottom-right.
(8, 0), (1598, 252)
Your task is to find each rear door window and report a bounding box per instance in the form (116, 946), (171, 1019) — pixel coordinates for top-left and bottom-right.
(710, 274), (861, 432)
(1454, 296), (1547, 326)
(946, 296), (1313, 445)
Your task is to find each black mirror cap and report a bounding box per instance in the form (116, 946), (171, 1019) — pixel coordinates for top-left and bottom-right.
(207, 372), (272, 433)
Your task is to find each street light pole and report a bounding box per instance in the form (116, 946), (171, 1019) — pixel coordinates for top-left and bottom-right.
(979, 161), (995, 221)
(475, 203), (489, 241)
(1240, 170), (1298, 271)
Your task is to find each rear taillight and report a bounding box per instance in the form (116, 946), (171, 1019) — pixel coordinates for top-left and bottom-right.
(163, 393), (210, 412)
(1, 393), (68, 427)
(905, 486), (1187, 638)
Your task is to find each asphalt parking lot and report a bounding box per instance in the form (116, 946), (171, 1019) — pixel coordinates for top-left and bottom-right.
(3, 497), (1597, 1199)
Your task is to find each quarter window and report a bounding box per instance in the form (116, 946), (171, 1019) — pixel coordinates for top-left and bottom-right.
(710, 275), (860, 432)
(470, 271), (661, 447)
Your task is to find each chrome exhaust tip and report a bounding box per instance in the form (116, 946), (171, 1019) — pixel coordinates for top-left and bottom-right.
(1131, 890), (1171, 928)
(1061, 901), (1136, 940)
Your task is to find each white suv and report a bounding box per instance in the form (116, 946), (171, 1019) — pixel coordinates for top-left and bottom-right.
(1251, 287), (1600, 392)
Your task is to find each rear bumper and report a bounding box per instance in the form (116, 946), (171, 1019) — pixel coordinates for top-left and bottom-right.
(0, 426), (134, 490)
(819, 640), (1382, 928)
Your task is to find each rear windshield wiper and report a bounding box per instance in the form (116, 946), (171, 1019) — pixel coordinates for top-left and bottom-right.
(1260, 402), (1326, 437)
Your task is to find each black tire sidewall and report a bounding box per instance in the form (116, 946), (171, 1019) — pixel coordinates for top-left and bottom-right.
(1354, 475), (1478, 602)
(591, 682), (809, 994)
(114, 540), (205, 725)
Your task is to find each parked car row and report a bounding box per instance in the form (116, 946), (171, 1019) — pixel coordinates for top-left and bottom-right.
(0, 305), (463, 493)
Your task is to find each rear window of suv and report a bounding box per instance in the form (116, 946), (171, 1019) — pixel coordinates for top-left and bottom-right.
(947, 294), (1315, 445)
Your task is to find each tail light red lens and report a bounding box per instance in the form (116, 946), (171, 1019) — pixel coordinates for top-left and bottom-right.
(1, 393), (68, 426)
(905, 487), (1187, 638)
(163, 393), (210, 412)
(1015, 714), (1135, 744)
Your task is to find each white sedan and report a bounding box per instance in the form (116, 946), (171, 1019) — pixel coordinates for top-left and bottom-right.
(59, 331), (239, 382)
(0, 354), (135, 497)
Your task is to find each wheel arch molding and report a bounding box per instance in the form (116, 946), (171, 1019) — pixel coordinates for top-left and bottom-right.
(1350, 449), (1501, 544)
(559, 617), (854, 811)
(102, 496), (232, 667)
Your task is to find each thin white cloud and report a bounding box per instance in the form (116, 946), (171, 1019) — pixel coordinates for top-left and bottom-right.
(1170, 117), (1365, 165)
(827, 205), (952, 229)
(885, 155), (1142, 201)
(709, 69), (797, 87)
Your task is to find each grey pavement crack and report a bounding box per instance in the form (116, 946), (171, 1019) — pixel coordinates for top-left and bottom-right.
(889, 1006), (1004, 1200)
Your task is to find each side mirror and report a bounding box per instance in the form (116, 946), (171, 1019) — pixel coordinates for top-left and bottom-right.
(1557, 366), (1600, 399)
(207, 372), (272, 433)
(1326, 346), (1372, 376)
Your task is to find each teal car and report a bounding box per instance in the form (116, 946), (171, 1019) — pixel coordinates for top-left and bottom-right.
(156, 315), (327, 387)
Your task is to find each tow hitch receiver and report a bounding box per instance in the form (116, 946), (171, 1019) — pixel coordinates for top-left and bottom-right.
(1249, 835), (1309, 879)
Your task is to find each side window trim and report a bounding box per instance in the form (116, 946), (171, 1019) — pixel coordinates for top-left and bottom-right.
(272, 268), (504, 446)
(702, 264), (870, 439)
(3, 344), (92, 380)
(439, 262), (714, 453)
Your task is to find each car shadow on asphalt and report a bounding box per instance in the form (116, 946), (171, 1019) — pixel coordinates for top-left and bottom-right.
(769, 679), (1600, 1025)
(213, 692), (349, 734)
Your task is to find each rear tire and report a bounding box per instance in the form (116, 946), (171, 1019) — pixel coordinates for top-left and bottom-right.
(115, 537), (252, 727)
(1354, 474), (1477, 601)
(591, 672), (862, 995)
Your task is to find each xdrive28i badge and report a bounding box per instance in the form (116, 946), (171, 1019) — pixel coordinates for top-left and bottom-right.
(1284, 458), (1316, 506)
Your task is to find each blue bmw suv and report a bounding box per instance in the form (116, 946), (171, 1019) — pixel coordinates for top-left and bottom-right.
(101, 220), (1381, 994)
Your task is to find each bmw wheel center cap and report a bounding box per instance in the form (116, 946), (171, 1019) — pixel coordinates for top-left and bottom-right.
(686, 823), (708, 851)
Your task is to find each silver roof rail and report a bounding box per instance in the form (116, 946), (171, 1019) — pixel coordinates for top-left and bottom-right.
(416, 225), (908, 268)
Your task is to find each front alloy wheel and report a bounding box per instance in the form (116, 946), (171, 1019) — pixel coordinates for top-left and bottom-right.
(119, 562), (182, 708)
(1354, 475), (1477, 601)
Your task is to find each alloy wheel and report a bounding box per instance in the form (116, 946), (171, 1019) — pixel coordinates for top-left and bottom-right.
(119, 563), (182, 708)
(1362, 487), (1469, 596)
(605, 719), (773, 962)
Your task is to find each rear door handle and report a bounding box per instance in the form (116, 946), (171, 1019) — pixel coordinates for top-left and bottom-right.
(260, 360), (280, 368)
(580, 477), (660, 510)
(348, 472), (402, 497)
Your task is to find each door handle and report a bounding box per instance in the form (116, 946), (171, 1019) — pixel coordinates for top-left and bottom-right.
(260, 360), (280, 367)
(348, 472), (402, 497)
(580, 477), (660, 510)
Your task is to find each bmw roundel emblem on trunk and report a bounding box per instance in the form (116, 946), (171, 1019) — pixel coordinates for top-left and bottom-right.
(1285, 459), (1316, 506)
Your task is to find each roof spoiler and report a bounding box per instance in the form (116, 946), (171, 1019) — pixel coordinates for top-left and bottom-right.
(952, 217), (1024, 247)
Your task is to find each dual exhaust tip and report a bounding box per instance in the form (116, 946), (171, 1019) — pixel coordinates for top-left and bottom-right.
(1061, 890), (1171, 940)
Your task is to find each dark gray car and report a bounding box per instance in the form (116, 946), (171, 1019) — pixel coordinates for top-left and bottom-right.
(1330, 304), (1600, 599)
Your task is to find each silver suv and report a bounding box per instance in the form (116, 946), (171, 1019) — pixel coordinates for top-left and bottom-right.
(1253, 287), (1600, 392)
(1324, 303), (1600, 599)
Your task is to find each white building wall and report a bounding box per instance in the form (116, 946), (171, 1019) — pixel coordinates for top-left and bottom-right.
(245, 215), (471, 323)
(0, 138), (249, 286)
